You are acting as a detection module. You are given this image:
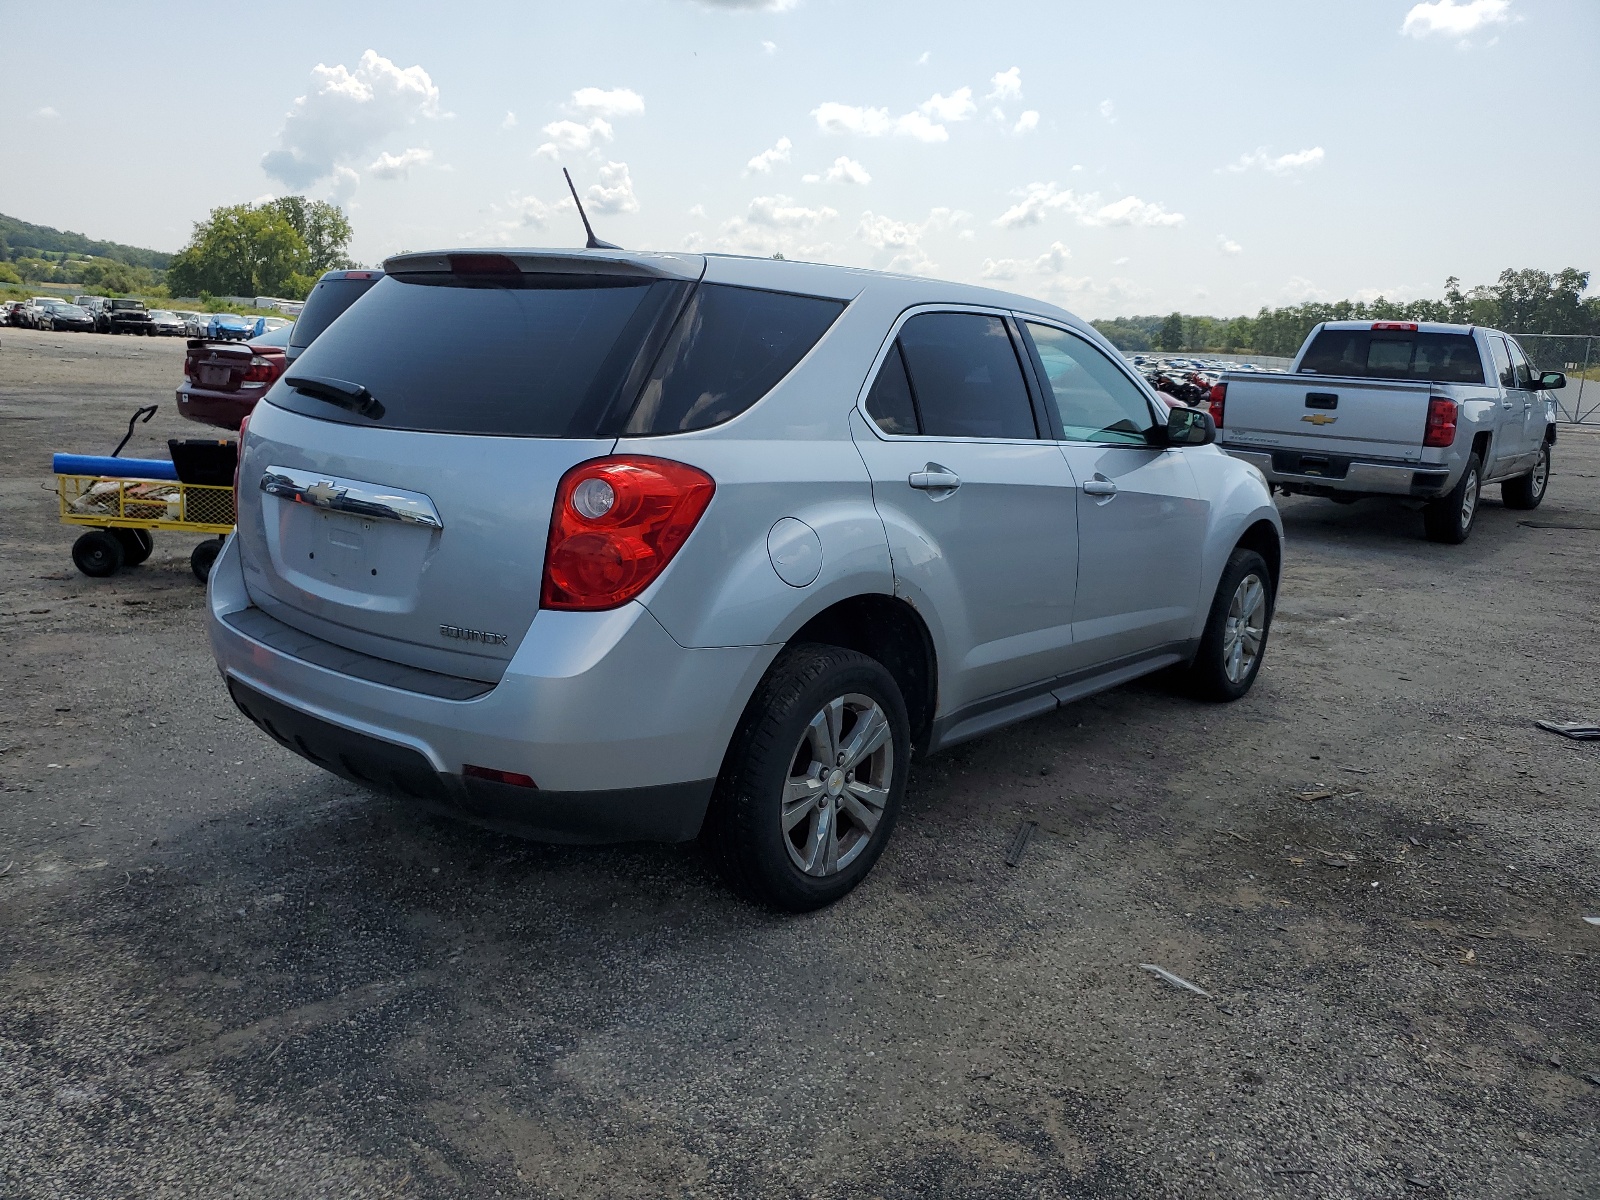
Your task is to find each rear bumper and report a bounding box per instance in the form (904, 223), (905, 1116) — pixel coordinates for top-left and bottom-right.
(176, 383), (256, 431)
(1223, 448), (1454, 498)
(205, 534), (777, 844)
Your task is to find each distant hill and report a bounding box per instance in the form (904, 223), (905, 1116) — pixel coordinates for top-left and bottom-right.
(0, 212), (172, 270)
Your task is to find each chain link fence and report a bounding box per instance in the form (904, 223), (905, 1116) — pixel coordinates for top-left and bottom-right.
(1511, 334), (1598, 424)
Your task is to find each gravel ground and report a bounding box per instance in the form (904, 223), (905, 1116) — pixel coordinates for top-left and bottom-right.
(2, 325), (1597, 1199)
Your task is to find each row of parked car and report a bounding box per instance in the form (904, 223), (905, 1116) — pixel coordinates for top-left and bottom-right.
(3, 296), (293, 340)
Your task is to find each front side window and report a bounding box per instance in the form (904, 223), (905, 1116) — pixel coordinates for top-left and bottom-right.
(1506, 339), (1534, 389)
(625, 284), (844, 435)
(1488, 336), (1514, 388)
(891, 312), (1038, 439)
(1023, 322), (1157, 445)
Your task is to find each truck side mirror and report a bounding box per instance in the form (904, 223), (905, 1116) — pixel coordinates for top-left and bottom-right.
(1538, 371), (1567, 391)
(1165, 405), (1216, 446)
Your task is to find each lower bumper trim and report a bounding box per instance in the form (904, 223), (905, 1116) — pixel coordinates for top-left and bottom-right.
(227, 677), (715, 844)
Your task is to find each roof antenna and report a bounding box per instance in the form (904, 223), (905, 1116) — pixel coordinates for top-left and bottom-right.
(563, 168), (620, 250)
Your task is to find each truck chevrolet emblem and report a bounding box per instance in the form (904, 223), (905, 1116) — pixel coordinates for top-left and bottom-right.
(302, 481), (347, 506)
(1301, 413), (1338, 426)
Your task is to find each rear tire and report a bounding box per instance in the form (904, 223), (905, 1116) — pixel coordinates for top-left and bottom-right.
(705, 643), (909, 912)
(1423, 453), (1481, 544)
(1502, 441), (1550, 510)
(73, 530), (124, 577)
(190, 538), (222, 582)
(1187, 548), (1273, 702)
(114, 528), (153, 566)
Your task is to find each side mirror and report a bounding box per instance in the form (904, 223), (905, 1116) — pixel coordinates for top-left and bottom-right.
(1164, 405), (1216, 446)
(1538, 371), (1567, 391)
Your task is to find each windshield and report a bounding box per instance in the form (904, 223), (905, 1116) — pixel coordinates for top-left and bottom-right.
(289, 275), (382, 350)
(1300, 329), (1485, 384)
(270, 273), (684, 437)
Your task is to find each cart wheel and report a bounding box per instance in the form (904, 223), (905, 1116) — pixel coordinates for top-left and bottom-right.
(190, 538), (223, 582)
(114, 528), (154, 566)
(73, 530), (125, 578)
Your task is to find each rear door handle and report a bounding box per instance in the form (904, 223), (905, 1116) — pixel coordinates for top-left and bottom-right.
(908, 465), (961, 492)
(1082, 478), (1118, 497)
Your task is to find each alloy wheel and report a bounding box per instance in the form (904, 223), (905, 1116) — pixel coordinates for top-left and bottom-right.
(1222, 572), (1267, 685)
(1460, 465), (1479, 528)
(781, 693), (894, 877)
(1532, 446), (1549, 498)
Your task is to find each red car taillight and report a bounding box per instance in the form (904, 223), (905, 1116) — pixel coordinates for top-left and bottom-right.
(1208, 381), (1227, 428)
(242, 354), (281, 384)
(1423, 396), (1458, 448)
(233, 414), (250, 512)
(541, 456), (715, 611)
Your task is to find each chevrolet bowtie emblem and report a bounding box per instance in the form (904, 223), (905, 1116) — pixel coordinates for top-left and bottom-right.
(302, 481), (347, 506)
(1301, 413), (1338, 426)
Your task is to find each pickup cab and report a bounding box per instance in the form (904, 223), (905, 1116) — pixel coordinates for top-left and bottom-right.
(1216, 321), (1564, 542)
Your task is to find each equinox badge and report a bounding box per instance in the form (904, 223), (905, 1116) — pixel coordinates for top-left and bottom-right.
(440, 624), (508, 645)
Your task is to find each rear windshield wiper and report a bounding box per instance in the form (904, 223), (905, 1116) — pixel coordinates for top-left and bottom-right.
(284, 374), (384, 419)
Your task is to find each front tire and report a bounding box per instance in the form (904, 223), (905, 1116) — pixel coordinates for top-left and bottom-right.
(705, 643), (909, 911)
(1188, 548), (1273, 702)
(1502, 441), (1550, 510)
(1423, 453), (1482, 544)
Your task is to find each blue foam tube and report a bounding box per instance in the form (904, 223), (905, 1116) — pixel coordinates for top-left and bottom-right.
(53, 454), (179, 480)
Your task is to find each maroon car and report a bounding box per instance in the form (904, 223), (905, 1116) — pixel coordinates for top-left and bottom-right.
(176, 324), (293, 431)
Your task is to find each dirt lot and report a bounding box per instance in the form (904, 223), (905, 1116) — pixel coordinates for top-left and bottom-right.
(1, 325), (1597, 1199)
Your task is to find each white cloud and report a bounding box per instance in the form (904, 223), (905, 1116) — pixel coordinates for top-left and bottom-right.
(1012, 110), (1039, 135)
(1099, 99), (1116, 122)
(536, 117), (614, 160)
(762, 39), (777, 54)
(993, 182), (1184, 229)
(919, 87), (975, 122)
(367, 146), (433, 179)
(980, 240), (1071, 282)
(692, 0), (799, 9)
(746, 136), (793, 173)
(330, 166), (360, 205)
(467, 191), (575, 244)
(1282, 276), (1327, 302)
(1036, 241), (1072, 273)
(688, 204), (707, 218)
(855, 207), (967, 275)
(1225, 146), (1325, 174)
(987, 67), (1022, 103)
(1402, 0), (1511, 38)
(570, 87), (645, 119)
(817, 156), (870, 185)
(745, 195), (838, 228)
(261, 51), (441, 191)
(916, 51), (931, 66)
(586, 161), (639, 215)
(812, 101), (949, 143)
(1217, 236), (1243, 255)
(1111, 256), (1130, 266)
(33, 106), (59, 119)
(500, 111), (517, 130)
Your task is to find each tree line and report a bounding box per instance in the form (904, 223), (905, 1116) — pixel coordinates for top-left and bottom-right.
(1092, 268), (1599, 356)
(165, 197), (355, 300)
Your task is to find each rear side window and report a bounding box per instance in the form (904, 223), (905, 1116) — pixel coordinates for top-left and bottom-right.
(269, 274), (682, 437)
(864, 343), (919, 435)
(289, 276), (381, 350)
(892, 312), (1038, 439)
(624, 284), (844, 435)
(1300, 329), (1485, 384)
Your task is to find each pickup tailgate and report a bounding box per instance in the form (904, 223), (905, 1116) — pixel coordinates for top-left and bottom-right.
(1220, 374), (1432, 463)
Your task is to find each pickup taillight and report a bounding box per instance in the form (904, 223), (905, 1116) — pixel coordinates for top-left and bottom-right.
(1208, 382), (1226, 428)
(1423, 396), (1458, 448)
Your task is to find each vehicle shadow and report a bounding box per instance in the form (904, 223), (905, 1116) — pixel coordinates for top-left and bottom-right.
(1273, 490), (1527, 550)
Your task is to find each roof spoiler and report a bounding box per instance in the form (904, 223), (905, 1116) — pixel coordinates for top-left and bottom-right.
(382, 249), (703, 282)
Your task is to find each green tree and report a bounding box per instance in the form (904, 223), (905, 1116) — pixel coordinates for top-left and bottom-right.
(1155, 311), (1184, 351)
(263, 196), (354, 276)
(166, 197), (353, 300)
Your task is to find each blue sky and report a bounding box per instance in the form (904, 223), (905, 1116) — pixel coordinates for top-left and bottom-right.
(3, 0), (1596, 317)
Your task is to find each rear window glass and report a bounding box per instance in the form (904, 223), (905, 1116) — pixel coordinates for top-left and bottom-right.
(289, 276), (381, 349)
(625, 284), (844, 434)
(896, 312), (1038, 440)
(268, 274), (682, 437)
(1300, 330), (1484, 384)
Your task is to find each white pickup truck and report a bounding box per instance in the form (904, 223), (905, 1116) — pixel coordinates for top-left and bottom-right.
(1215, 321), (1565, 543)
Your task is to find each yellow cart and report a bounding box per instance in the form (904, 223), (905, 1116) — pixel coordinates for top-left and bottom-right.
(57, 473), (235, 580)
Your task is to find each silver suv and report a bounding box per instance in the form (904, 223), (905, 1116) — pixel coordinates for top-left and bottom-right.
(207, 249), (1282, 909)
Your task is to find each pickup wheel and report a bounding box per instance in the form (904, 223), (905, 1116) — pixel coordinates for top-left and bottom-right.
(1423, 453), (1481, 544)
(705, 643), (909, 912)
(1187, 548), (1274, 702)
(1502, 441), (1550, 510)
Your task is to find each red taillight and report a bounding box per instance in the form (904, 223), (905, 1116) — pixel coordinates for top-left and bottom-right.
(241, 354), (280, 383)
(233, 414), (250, 509)
(542, 456), (715, 611)
(448, 253), (519, 276)
(463, 764), (536, 788)
(1208, 381), (1227, 428)
(1423, 396), (1458, 448)
(344, 270), (374, 279)
(1373, 321), (1418, 332)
